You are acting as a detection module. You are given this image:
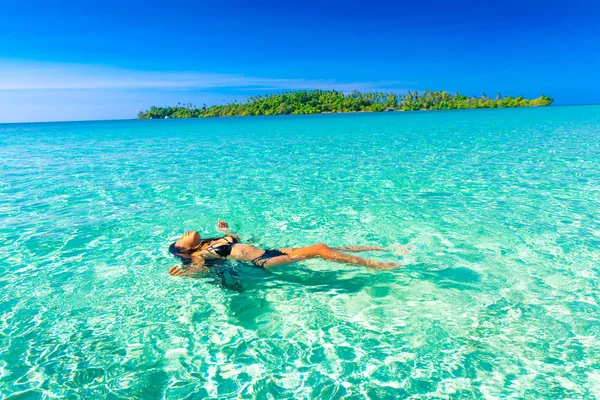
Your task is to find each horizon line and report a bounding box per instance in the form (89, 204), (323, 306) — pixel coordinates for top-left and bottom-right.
(1, 103), (597, 126)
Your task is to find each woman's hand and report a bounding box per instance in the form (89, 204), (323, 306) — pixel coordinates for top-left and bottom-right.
(169, 262), (207, 277)
(217, 219), (229, 232)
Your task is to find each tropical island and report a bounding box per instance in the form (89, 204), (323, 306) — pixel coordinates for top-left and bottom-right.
(137, 90), (553, 119)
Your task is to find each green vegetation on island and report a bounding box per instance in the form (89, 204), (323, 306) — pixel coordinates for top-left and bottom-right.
(137, 90), (553, 119)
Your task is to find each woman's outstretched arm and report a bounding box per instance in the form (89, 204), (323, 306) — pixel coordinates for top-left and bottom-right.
(169, 257), (207, 277)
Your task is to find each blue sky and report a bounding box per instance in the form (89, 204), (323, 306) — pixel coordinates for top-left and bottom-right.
(1, 0), (599, 122)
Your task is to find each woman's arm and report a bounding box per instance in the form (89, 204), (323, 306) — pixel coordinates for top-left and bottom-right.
(169, 257), (207, 277)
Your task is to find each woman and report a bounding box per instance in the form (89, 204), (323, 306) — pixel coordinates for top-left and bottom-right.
(169, 220), (400, 276)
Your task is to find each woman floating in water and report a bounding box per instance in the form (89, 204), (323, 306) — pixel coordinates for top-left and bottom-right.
(169, 220), (400, 276)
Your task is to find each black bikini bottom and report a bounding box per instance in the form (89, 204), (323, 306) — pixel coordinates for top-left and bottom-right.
(252, 249), (286, 267)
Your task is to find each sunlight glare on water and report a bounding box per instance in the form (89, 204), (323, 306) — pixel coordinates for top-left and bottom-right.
(1, 106), (600, 398)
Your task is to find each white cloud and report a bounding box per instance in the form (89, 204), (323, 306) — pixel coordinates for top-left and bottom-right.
(0, 59), (417, 122)
(0, 59), (411, 92)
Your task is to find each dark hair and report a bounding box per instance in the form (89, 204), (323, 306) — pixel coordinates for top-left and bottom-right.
(169, 237), (222, 265)
(169, 242), (193, 265)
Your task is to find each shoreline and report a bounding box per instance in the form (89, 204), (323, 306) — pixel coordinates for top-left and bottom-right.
(141, 104), (554, 120)
(7, 103), (600, 126)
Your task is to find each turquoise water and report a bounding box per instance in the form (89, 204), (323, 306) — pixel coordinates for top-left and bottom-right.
(1, 106), (600, 398)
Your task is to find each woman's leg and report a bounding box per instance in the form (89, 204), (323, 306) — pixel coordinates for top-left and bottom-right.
(331, 245), (386, 252)
(279, 243), (399, 270)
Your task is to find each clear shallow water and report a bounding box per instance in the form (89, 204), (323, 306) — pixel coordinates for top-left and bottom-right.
(1, 106), (600, 398)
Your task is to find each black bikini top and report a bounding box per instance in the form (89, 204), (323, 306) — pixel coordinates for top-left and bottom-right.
(169, 235), (240, 264)
(201, 235), (239, 258)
